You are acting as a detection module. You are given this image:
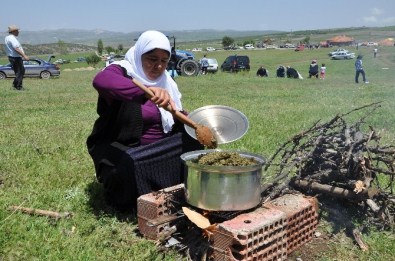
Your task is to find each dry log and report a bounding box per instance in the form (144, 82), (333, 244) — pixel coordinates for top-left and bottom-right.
(290, 179), (379, 201)
(352, 228), (369, 251)
(366, 199), (381, 213)
(9, 206), (73, 219)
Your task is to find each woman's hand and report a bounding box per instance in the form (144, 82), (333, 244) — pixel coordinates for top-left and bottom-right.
(147, 87), (176, 112)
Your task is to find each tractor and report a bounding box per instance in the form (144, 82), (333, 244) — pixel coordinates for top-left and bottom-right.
(167, 36), (200, 77)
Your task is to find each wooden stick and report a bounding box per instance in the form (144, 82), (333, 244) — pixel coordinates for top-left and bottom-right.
(9, 206), (73, 219)
(352, 228), (369, 251)
(290, 179), (379, 200)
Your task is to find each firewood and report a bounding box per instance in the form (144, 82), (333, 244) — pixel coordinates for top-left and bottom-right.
(9, 206), (73, 219)
(290, 179), (379, 201)
(352, 228), (369, 251)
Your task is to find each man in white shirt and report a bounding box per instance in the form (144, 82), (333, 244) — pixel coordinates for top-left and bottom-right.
(4, 25), (29, 90)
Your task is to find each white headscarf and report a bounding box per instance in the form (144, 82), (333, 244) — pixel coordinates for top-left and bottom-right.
(112, 30), (182, 133)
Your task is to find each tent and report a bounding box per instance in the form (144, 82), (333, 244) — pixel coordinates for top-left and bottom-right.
(378, 38), (395, 46)
(327, 35), (354, 46)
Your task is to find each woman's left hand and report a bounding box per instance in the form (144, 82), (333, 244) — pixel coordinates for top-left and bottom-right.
(148, 87), (176, 111)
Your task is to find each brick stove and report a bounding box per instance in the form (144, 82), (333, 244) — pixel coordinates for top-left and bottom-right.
(137, 184), (319, 261)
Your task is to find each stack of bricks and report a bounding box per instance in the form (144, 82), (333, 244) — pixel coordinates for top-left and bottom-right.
(264, 194), (319, 255)
(137, 184), (184, 240)
(210, 207), (288, 260)
(137, 185), (319, 261)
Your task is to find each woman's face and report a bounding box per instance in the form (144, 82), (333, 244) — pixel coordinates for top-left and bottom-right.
(141, 49), (170, 80)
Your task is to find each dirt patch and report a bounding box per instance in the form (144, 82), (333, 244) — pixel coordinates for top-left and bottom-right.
(288, 196), (368, 260)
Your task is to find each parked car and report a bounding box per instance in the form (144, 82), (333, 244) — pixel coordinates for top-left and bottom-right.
(199, 58), (218, 73)
(266, 45), (278, 49)
(0, 55), (60, 80)
(328, 48), (348, 56)
(74, 57), (86, 63)
(54, 58), (70, 64)
(206, 47), (215, 52)
(244, 44), (254, 49)
(331, 51), (355, 60)
(367, 42), (378, 47)
(221, 55), (250, 72)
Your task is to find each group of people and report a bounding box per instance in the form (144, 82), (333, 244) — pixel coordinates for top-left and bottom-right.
(258, 56), (368, 84)
(257, 63), (322, 80)
(274, 65), (303, 79)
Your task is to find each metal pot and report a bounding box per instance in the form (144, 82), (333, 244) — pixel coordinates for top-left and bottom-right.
(181, 149), (265, 211)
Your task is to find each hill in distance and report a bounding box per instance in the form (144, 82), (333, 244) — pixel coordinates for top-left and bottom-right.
(0, 26), (393, 56)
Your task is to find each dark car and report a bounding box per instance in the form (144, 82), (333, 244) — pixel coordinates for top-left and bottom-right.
(221, 55), (250, 72)
(0, 55), (60, 80)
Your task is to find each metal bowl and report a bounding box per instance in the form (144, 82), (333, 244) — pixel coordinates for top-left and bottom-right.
(184, 105), (249, 144)
(181, 149), (265, 211)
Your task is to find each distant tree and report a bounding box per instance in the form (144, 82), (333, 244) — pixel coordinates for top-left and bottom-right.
(105, 46), (115, 54)
(117, 44), (124, 54)
(57, 39), (68, 55)
(86, 54), (102, 68)
(97, 39), (104, 56)
(302, 36), (310, 44)
(243, 40), (254, 46)
(222, 36), (234, 48)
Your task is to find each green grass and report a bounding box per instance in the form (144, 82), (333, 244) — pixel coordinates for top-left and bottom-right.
(1, 46), (395, 260)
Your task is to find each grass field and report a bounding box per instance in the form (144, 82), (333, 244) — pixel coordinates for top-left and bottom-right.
(1, 45), (395, 260)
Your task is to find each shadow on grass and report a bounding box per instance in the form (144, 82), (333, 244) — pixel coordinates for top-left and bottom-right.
(318, 196), (370, 238)
(85, 181), (137, 223)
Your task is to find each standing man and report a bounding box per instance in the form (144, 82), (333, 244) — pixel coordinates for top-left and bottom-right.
(200, 54), (209, 75)
(355, 55), (368, 84)
(4, 25), (29, 90)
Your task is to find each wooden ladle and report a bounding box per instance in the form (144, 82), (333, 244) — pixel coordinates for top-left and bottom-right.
(132, 78), (217, 148)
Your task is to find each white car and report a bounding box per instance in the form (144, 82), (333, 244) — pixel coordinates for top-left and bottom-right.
(244, 44), (254, 49)
(367, 42), (378, 47)
(328, 48), (348, 56)
(331, 51), (355, 60)
(199, 58), (218, 73)
(206, 47), (215, 52)
(192, 48), (202, 52)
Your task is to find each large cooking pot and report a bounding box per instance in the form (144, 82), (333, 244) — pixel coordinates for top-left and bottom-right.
(181, 149), (266, 211)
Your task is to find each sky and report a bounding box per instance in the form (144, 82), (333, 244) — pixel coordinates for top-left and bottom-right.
(2, 0), (395, 33)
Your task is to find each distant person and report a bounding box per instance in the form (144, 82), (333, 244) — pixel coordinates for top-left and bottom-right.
(256, 66), (268, 77)
(373, 48), (378, 58)
(200, 54), (209, 75)
(286, 66), (303, 79)
(320, 63), (326, 80)
(169, 47), (177, 78)
(276, 65), (286, 77)
(355, 55), (368, 84)
(308, 60), (319, 78)
(4, 25), (29, 90)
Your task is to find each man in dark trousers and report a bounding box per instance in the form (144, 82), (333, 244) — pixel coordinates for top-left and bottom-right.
(4, 25), (29, 90)
(308, 60), (319, 78)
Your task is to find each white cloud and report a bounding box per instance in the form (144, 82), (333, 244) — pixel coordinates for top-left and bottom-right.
(371, 8), (383, 16)
(382, 17), (395, 24)
(363, 7), (395, 26)
(363, 16), (378, 23)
